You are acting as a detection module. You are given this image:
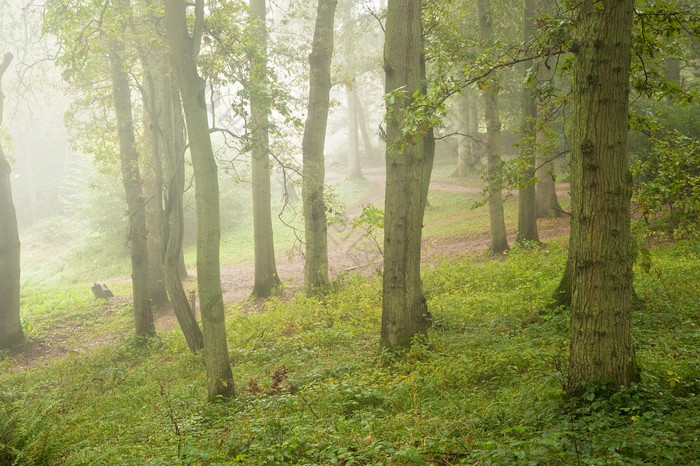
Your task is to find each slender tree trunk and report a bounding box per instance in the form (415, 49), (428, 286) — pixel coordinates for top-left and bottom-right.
(381, 0), (432, 348)
(0, 52), (22, 349)
(346, 78), (364, 179)
(302, 0), (337, 293)
(516, 0), (539, 244)
(451, 92), (469, 177)
(478, 0), (508, 254)
(162, 70), (204, 353)
(355, 92), (376, 161)
(249, 0), (281, 297)
(141, 64), (170, 307)
(108, 34), (155, 337)
(567, 0), (639, 395)
(165, 0), (235, 401)
(535, 55), (565, 219)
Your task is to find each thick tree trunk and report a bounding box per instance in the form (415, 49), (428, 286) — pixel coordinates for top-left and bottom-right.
(0, 52), (22, 349)
(302, 0), (337, 293)
(249, 0), (281, 298)
(162, 71), (204, 353)
(165, 0), (235, 401)
(516, 0), (539, 244)
(381, 0), (432, 348)
(108, 35), (155, 337)
(478, 0), (508, 254)
(346, 78), (364, 179)
(567, 0), (639, 395)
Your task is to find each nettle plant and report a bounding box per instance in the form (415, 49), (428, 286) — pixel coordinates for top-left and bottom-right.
(632, 130), (700, 239)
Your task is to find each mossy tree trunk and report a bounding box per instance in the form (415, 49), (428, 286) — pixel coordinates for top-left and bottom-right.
(516, 0), (539, 244)
(381, 0), (433, 349)
(478, 0), (508, 254)
(302, 0), (337, 293)
(165, 0), (235, 401)
(567, 0), (640, 395)
(249, 0), (282, 298)
(0, 52), (22, 349)
(108, 25), (155, 337)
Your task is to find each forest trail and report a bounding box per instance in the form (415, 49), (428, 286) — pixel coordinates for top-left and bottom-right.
(7, 168), (570, 371)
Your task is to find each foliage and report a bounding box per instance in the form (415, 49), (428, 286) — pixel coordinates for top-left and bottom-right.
(2, 239), (697, 464)
(351, 203), (384, 256)
(632, 130), (700, 238)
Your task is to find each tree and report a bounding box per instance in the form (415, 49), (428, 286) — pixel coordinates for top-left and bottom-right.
(341, 5), (364, 180)
(0, 51), (23, 349)
(567, 0), (640, 394)
(107, 2), (155, 337)
(381, 0), (433, 348)
(515, 0), (539, 244)
(478, 0), (508, 254)
(165, 0), (235, 401)
(249, 0), (282, 298)
(302, 0), (337, 293)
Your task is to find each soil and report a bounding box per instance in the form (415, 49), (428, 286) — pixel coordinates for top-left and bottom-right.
(3, 168), (570, 372)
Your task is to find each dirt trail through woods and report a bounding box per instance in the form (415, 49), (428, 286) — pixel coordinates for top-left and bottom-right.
(5, 168), (570, 371)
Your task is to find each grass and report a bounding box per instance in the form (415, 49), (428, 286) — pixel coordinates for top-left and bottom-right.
(2, 237), (698, 464)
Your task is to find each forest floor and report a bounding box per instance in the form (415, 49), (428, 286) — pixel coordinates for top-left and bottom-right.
(6, 167), (570, 371)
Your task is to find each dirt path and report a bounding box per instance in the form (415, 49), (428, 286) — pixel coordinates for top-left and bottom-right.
(4, 169), (570, 371)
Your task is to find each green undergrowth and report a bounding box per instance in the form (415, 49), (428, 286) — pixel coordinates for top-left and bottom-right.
(1, 241), (698, 464)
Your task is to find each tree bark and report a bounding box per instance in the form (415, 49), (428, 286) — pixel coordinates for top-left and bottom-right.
(302, 0), (337, 293)
(0, 51), (23, 349)
(381, 0), (433, 348)
(355, 91), (376, 161)
(567, 0), (639, 395)
(249, 0), (282, 298)
(108, 29), (155, 337)
(162, 70), (204, 353)
(478, 0), (508, 254)
(516, 0), (539, 244)
(165, 0), (235, 401)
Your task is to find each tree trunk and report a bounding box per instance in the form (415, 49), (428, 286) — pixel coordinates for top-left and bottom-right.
(249, 0), (282, 298)
(141, 62), (170, 307)
(355, 91), (376, 161)
(516, 0), (539, 244)
(567, 0), (639, 395)
(302, 0), (337, 293)
(162, 70), (204, 353)
(165, 0), (235, 401)
(451, 91), (470, 178)
(108, 33), (155, 338)
(478, 0), (508, 254)
(381, 0), (433, 349)
(346, 78), (364, 179)
(535, 55), (565, 219)
(0, 51), (22, 349)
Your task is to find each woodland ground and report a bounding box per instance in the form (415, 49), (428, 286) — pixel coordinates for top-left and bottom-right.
(1, 165), (697, 465)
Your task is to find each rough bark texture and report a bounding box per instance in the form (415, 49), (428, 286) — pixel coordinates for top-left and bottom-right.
(0, 51), (22, 349)
(302, 0), (337, 292)
(478, 0), (508, 254)
(249, 0), (281, 297)
(108, 36), (155, 337)
(162, 69), (204, 353)
(567, 0), (640, 395)
(165, 0), (235, 401)
(516, 0), (539, 244)
(381, 0), (433, 349)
